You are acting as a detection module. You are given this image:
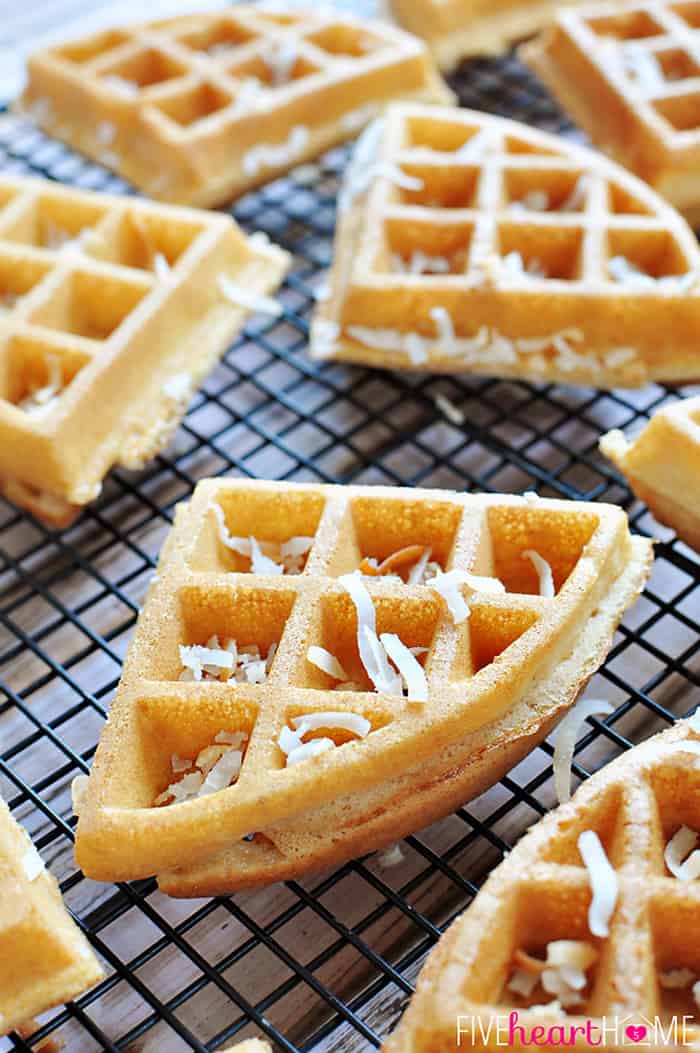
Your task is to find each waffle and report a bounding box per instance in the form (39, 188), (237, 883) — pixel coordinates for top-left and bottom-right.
(601, 396), (700, 552)
(383, 715), (700, 1053)
(0, 174), (289, 526)
(19, 8), (452, 209)
(391, 0), (586, 71)
(74, 478), (652, 887)
(311, 102), (700, 388)
(0, 798), (102, 1036)
(522, 1), (700, 226)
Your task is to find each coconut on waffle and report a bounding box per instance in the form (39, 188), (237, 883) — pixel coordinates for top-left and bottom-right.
(0, 174), (288, 526)
(222, 1043), (270, 1053)
(383, 715), (700, 1053)
(523, 1), (700, 226)
(391, 0), (586, 71)
(311, 102), (700, 388)
(19, 8), (452, 209)
(0, 798), (102, 1036)
(74, 478), (652, 886)
(601, 396), (700, 551)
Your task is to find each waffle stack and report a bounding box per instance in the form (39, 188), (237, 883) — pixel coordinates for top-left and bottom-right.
(73, 479), (651, 894)
(601, 396), (700, 551)
(0, 174), (288, 526)
(19, 8), (452, 208)
(0, 799), (102, 1036)
(311, 103), (700, 388)
(384, 716), (700, 1053)
(523, 0), (700, 225)
(391, 0), (586, 71)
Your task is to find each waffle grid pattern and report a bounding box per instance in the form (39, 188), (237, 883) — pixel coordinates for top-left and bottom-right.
(0, 180), (204, 418)
(365, 107), (695, 287)
(559, 0), (700, 140)
(0, 47), (698, 1053)
(22, 7), (447, 206)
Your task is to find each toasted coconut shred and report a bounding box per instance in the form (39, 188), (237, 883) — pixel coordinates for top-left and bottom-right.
(21, 842), (45, 882)
(218, 274), (284, 317)
(664, 825), (700, 880)
(155, 730), (248, 805)
(210, 502), (313, 574)
(553, 698), (615, 804)
(17, 354), (65, 417)
(578, 830), (618, 937)
(277, 711), (371, 767)
(523, 549), (555, 598)
(179, 636), (276, 684)
(508, 941), (598, 1009)
(71, 773), (89, 816)
(426, 568), (505, 625)
(338, 571), (430, 699)
(359, 545), (439, 585)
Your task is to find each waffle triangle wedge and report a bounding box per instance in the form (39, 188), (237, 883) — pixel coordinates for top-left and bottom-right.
(0, 799), (103, 1036)
(18, 8), (452, 208)
(0, 174), (289, 526)
(522, 0), (700, 227)
(601, 395), (700, 552)
(382, 716), (700, 1053)
(75, 479), (652, 886)
(390, 0), (586, 71)
(311, 102), (700, 388)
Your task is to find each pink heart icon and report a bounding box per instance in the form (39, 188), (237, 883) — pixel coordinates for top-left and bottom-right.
(626, 1025), (648, 1043)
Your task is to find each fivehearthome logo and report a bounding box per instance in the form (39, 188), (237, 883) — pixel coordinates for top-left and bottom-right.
(457, 1011), (697, 1047)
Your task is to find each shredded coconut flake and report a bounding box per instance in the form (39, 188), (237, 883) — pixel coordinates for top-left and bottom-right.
(243, 125), (309, 177)
(392, 250), (451, 276)
(455, 127), (490, 161)
(609, 255), (696, 293)
(510, 190), (550, 212)
(379, 632), (428, 702)
(262, 40), (297, 86)
(17, 354), (64, 417)
(218, 274), (283, 317)
(155, 730), (248, 805)
(162, 372), (191, 401)
(153, 251), (170, 280)
(378, 843), (404, 868)
(664, 825), (700, 880)
(523, 549), (555, 598)
(339, 572), (402, 695)
(433, 392), (465, 426)
(427, 568), (505, 625)
(286, 738), (335, 766)
(21, 842), (45, 881)
(307, 645), (349, 682)
(209, 503), (311, 573)
(578, 830), (618, 937)
(291, 711), (371, 738)
(179, 643), (234, 682)
(553, 698), (615, 804)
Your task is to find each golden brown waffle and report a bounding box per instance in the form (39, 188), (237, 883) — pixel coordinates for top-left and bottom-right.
(383, 716), (700, 1053)
(0, 798), (102, 1036)
(312, 102), (700, 388)
(601, 396), (700, 551)
(75, 478), (652, 887)
(19, 8), (452, 208)
(391, 0), (585, 71)
(0, 174), (288, 526)
(523, 1), (700, 225)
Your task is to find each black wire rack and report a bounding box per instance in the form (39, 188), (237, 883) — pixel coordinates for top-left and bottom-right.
(1, 47), (699, 1053)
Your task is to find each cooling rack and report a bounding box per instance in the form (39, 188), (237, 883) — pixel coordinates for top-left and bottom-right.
(1, 46), (699, 1053)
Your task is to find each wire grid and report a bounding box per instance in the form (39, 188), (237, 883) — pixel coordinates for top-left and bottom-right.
(0, 50), (699, 1053)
